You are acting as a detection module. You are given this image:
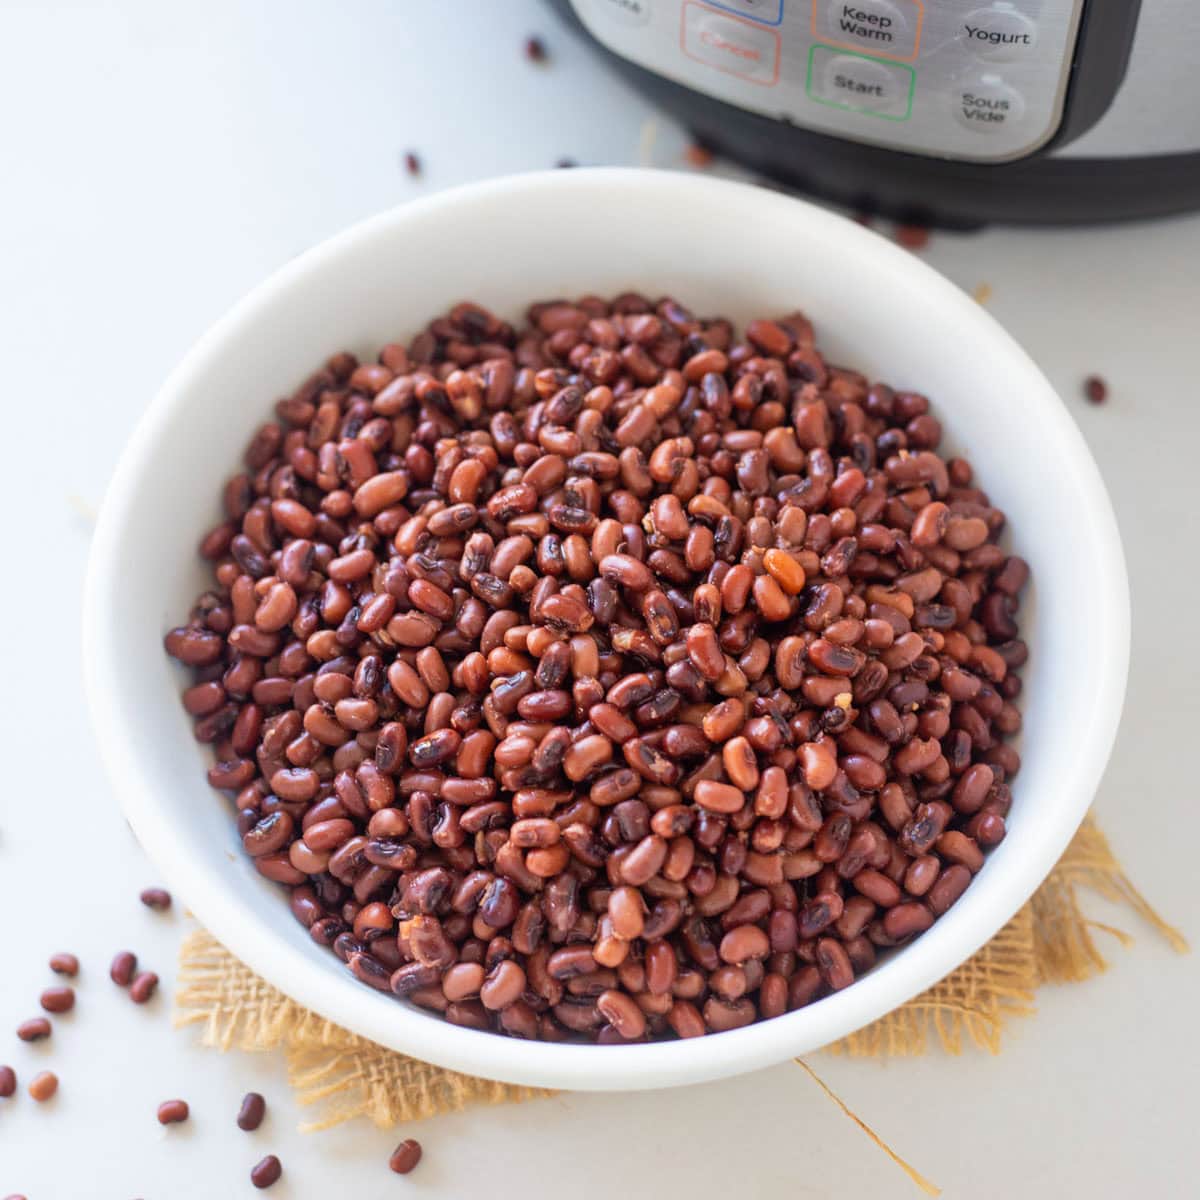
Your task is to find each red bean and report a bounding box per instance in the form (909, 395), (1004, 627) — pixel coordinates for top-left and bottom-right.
(388, 1139), (423, 1175)
(929, 865), (972, 915)
(110, 950), (137, 986)
(719, 925), (770, 964)
(157, 1099), (190, 1125)
(883, 902), (935, 940)
(694, 780), (745, 815)
(597, 988), (647, 1039)
(130, 971), (159, 1004)
(250, 1155), (282, 1188)
(237, 1092), (267, 1131)
(140, 887), (172, 911)
(480, 960), (527, 1010)
(40, 987), (74, 1014)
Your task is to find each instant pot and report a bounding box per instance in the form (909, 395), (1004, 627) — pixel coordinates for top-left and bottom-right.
(552, 0), (1200, 224)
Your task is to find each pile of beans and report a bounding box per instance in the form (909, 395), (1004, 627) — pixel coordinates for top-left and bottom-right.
(164, 293), (1028, 1043)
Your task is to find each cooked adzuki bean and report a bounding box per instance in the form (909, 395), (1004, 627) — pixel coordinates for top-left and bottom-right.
(166, 295), (1027, 1043)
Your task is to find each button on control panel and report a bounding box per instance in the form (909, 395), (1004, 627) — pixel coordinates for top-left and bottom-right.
(681, 0), (781, 84)
(958, 5), (1037, 62)
(807, 46), (914, 119)
(953, 74), (1025, 131)
(705, 0), (783, 25)
(567, 0), (1085, 162)
(592, 0), (653, 24)
(812, 0), (923, 61)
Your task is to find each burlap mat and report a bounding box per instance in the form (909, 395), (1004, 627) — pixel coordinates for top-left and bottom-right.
(175, 816), (1185, 1134)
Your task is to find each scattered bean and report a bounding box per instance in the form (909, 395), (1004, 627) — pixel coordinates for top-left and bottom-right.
(110, 951), (138, 986)
(237, 1091), (267, 1131)
(40, 987), (74, 1014)
(130, 971), (159, 1004)
(157, 1099), (190, 1125)
(250, 1155), (282, 1189)
(389, 1139), (423, 1175)
(140, 887), (173, 911)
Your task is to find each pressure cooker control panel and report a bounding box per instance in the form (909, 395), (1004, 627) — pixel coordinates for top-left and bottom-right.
(569, 0), (1086, 162)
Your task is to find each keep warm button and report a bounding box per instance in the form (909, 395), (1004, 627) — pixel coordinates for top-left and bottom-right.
(954, 75), (1025, 131)
(813, 0), (923, 61)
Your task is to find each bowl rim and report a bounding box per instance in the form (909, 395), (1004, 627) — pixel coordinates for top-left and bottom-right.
(83, 167), (1129, 1091)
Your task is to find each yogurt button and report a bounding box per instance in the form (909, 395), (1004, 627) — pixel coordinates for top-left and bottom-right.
(959, 5), (1038, 62)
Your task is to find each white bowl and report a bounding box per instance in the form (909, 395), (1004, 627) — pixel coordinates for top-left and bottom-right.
(84, 168), (1128, 1091)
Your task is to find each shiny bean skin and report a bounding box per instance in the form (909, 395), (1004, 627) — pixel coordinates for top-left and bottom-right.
(597, 988), (647, 1039)
(389, 1139), (424, 1176)
(130, 972), (159, 1004)
(928, 865), (973, 914)
(17, 1018), (51, 1042)
(237, 1091), (267, 1131)
(480, 960), (527, 1011)
(40, 987), (75, 1014)
(883, 902), (935, 940)
(250, 1155), (283, 1189)
(168, 295), (1025, 1045)
(157, 1099), (190, 1125)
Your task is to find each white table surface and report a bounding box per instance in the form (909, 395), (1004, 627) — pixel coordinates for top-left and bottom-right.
(2, 2), (1197, 1196)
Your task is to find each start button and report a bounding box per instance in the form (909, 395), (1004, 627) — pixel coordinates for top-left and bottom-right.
(808, 45), (915, 119)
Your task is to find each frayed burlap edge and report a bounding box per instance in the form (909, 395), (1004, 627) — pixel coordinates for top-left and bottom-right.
(175, 815), (1185, 1132)
(173, 935), (550, 1130)
(828, 816), (1186, 1057)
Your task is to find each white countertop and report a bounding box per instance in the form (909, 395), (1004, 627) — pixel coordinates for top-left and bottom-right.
(2, 2), (1197, 1196)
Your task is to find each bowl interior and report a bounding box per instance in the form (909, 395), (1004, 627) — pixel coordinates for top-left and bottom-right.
(85, 169), (1127, 1091)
